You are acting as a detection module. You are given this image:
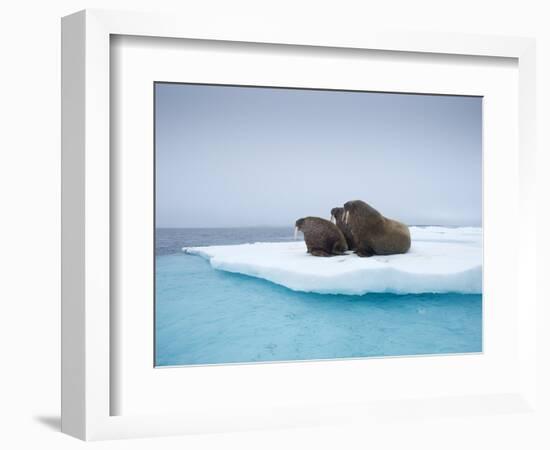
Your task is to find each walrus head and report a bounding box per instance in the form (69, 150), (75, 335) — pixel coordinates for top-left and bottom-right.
(330, 207), (344, 224)
(342, 200), (360, 224)
(343, 200), (381, 226)
(294, 218), (306, 239)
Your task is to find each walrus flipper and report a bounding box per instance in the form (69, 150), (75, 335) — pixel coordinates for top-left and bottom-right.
(310, 249), (331, 257)
(356, 246), (375, 257)
(331, 241), (348, 255)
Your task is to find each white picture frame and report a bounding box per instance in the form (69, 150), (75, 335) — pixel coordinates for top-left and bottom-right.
(61, 9), (537, 441)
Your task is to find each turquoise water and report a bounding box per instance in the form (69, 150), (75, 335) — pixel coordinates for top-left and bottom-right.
(155, 228), (482, 366)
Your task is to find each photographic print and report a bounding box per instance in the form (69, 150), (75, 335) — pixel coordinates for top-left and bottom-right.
(154, 83), (482, 367)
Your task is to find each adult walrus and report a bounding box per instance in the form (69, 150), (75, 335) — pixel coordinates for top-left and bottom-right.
(330, 207), (356, 251)
(343, 200), (411, 257)
(295, 217), (348, 257)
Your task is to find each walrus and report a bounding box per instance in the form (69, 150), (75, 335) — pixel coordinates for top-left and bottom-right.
(294, 216), (349, 257)
(343, 200), (411, 257)
(330, 207), (356, 251)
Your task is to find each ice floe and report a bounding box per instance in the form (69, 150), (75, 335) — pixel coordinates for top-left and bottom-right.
(183, 227), (482, 295)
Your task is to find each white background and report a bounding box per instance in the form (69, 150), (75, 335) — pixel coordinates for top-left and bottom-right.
(0, 1), (548, 449)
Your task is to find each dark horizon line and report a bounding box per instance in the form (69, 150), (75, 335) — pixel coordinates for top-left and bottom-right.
(155, 224), (482, 230)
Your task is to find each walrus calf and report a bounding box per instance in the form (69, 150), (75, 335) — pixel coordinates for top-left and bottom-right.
(295, 217), (348, 257)
(330, 207), (356, 251)
(343, 200), (411, 257)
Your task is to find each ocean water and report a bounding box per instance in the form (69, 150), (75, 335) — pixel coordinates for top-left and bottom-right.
(155, 227), (482, 366)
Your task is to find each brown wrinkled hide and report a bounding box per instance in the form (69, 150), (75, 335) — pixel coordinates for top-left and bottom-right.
(343, 200), (411, 257)
(295, 217), (349, 257)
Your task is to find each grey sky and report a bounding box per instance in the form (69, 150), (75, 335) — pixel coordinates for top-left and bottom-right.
(155, 83), (481, 228)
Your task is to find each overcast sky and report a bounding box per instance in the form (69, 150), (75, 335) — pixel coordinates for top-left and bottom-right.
(155, 83), (481, 228)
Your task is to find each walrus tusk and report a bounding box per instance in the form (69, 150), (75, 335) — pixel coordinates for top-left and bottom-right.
(294, 226), (298, 240)
(344, 210), (349, 224)
(330, 215), (335, 224)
